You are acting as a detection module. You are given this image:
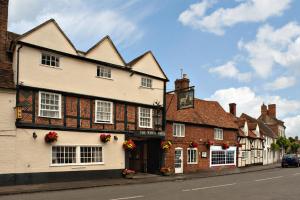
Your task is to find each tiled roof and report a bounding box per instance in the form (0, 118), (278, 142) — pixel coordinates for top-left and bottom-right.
(240, 113), (276, 139)
(166, 93), (238, 129)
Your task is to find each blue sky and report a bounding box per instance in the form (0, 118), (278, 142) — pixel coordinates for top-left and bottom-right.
(8, 0), (300, 137)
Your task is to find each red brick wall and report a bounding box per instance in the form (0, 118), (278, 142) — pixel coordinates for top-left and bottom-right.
(17, 88), (162, 133)
(164, 122), (237, 173)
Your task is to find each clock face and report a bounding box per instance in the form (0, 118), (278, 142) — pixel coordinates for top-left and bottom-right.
(177, 89), (194, 109)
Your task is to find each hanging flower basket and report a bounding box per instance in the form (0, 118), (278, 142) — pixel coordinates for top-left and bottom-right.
(161, 140), (172, 151)
(100, 134), (111, 143)
(222, 143), (230, 150)
(45, 131), (58, 144)
(206, 139), (214, 148)
(189, 141), (198, 148)
(123, 139), (136, 151)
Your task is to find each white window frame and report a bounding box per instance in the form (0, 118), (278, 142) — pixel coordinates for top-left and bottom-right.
(173, 123), (185, 137)
(38, 91), (62, 119)
(96, 66), (112, 79)
(138, 107), (153, 128)
(41, 52), (60, 68)
(210, 146), (236, 167)
(50, 145), (104, 166)
(214, 128), (223, 140)
(187, 148), (198, 164)
(141, 77), (152, 88)
(95, 100), (113, 124)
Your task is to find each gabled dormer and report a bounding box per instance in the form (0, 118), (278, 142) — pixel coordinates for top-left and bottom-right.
(85, 36), (126, 66)
(18, 19), (77, 55)
(128, 51), (168, 80)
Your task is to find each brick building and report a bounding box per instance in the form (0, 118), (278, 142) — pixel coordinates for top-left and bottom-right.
(0, 0), (168, 185)
(164, 75), (238, 174)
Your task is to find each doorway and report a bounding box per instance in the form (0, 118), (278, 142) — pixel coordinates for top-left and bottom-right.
(174, 148), (183, 174)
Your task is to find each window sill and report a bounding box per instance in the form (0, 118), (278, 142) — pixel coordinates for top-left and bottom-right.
(38, 115), (62, 120)
(173, 135), (185, 138)
(94, 121), (114, 125)
(138, 126), (153, 129)
(139, 86), (153, 90)
(95, 76), (113, 81)
(50, 162), (104, 167)
(40, 64), (62, 70)
(187, 162), (198, 165)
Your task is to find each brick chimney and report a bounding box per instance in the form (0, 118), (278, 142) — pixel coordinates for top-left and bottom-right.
(175, 74), (190, 91)
(0, 0), (9, 63)
(268, 104), (276, 118)
(261, 104), (267, 116)
(229, 103), (236, 116)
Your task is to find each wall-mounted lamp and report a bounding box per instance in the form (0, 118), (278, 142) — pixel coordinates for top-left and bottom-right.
(32, 132), (37, 140)
(114, 136), (118, 141)
(15, 105), (23, 119)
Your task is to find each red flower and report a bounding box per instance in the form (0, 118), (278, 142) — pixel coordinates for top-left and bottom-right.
(189, 141), (198, 148)
(45, 131), (58, 143)
(206, 139), (214, 148)
(100, 134), (111, 143)
(222, 143), (230, 149)
(123, 139), (136, 150)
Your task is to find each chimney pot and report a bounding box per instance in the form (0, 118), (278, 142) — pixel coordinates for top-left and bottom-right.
(268, 104), (276, 118)
(229, 103), (236, 116)
(175, 73), (190, 91)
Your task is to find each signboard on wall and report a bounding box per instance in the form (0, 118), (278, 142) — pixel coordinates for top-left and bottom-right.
(177, 88), (194, 110)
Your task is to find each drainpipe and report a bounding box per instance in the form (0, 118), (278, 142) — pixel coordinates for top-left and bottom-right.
(16, 44), (23, 105)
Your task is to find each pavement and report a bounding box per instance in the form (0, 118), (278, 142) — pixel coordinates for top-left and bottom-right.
(0, 164), (281, 196)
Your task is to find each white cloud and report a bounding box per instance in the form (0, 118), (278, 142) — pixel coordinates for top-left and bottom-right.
(208, 61), (252, 82)
(264, 76), (296, 91)
(8, 0), (144, 50)
(208, 87), (300, 118)
(178, 0), (291, 35)
(284, 115), (300, 137)
(239, 22), (300, 78)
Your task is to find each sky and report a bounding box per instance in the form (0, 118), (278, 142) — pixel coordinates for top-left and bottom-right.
(8, 0), (300, 137)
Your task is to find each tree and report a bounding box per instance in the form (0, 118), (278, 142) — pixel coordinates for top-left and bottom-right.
(276, 136), (290, 151)
(290, 142), (300, 154)
(271, 143), (280, 151)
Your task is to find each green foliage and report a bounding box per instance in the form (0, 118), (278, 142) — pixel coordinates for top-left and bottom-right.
(290, 142), (300, 154)
(271, 143), (280, 151)
(276, 136), (290, 151)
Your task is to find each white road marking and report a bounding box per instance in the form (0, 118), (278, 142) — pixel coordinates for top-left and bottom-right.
(182, 183), (237, 192)
(109, 195), (144, 200)
(255, 176), (283, 182)
(293, 173), (300, 176)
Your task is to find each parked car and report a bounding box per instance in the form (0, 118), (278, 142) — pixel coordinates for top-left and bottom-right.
(282, 154), (300, 167)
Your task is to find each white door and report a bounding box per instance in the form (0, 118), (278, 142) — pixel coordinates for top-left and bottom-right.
(174, 148), (183, 174)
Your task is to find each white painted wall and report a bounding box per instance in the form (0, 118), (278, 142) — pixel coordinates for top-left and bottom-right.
(14, 45), (164, 105)
(0, 129), (125, 174)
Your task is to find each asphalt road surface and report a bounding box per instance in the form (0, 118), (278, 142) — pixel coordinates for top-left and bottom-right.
(1, 167), (300, 200)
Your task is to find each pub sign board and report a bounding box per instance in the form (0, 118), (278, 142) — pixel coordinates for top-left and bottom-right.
(177, 88), (194, 110)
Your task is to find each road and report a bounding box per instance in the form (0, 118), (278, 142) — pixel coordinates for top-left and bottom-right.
(1, 167), (300, 200)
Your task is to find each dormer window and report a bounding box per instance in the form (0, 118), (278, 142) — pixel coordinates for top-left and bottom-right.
(97, 66), (111, 79)
(141, 77), (152, 88)
(41, 53), (60, 67)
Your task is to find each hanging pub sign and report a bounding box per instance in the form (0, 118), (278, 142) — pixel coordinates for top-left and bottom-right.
(177, 87), (194, 110)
